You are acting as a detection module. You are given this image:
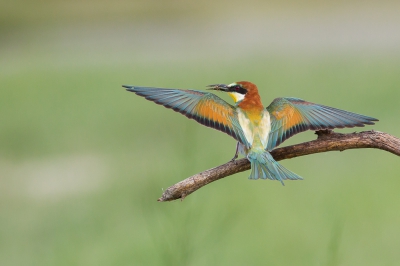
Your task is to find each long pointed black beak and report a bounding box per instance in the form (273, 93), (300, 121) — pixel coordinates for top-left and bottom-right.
(206, 84), (229, 91)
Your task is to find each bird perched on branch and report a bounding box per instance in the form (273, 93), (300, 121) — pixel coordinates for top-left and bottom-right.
(123, 81), (378, 185)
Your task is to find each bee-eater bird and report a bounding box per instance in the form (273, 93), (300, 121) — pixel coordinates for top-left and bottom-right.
(123, 81), (378, 185)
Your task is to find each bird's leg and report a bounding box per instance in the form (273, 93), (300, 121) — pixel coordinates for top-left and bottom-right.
(230, 142), (240, 163)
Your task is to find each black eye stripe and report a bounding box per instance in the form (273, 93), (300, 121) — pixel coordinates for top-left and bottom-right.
(230, 85), (247, 94)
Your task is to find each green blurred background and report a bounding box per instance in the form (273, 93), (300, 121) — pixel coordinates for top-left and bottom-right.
(1, 1), (400, 265)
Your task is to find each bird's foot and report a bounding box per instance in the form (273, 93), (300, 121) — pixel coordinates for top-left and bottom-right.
(229, 142), (240, 165)
(229, 155), (238, 165)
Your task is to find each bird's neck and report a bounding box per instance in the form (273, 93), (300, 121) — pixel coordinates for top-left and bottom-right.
(238, 92), (264, 113)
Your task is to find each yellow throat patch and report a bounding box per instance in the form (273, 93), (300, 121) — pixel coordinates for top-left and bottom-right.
(228, 92), (245, 103)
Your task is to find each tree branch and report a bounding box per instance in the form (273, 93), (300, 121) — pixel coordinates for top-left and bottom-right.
(158, 130), (400, 202)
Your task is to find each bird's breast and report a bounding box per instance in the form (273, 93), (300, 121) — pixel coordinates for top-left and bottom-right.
(258, 110), (271, 148)
(237, 109), (271, 149)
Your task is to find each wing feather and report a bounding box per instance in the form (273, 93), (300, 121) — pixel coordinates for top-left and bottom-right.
(125, 86), (249, 147)
(266, 97), (378, 150)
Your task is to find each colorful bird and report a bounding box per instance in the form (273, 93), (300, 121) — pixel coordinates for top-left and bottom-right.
(123, 81), (378, 185)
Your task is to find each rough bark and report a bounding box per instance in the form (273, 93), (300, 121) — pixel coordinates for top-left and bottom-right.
(158, 130), (400, 202)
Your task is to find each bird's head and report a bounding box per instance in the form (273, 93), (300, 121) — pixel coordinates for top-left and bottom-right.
(207, 81), (257, 103)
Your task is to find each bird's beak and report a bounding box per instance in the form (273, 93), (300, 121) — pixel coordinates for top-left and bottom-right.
(206, 84), (229, 92)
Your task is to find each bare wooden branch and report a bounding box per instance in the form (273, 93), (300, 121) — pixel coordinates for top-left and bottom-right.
(158, 130), (400, 202)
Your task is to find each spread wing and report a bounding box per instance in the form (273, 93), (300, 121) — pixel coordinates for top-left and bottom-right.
(266, 97), (378, 150)
(124, 86), (250, 147)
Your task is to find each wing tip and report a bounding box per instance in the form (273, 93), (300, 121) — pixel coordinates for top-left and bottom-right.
(358, 116), (379, 125)
(122, 85), (135, 92)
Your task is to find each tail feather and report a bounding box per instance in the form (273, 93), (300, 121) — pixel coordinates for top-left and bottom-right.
(248, 151), (302, 185)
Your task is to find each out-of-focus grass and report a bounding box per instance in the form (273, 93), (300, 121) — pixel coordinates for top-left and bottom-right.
(1, 52), (400, 265)
(1, 2), (400, 264)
